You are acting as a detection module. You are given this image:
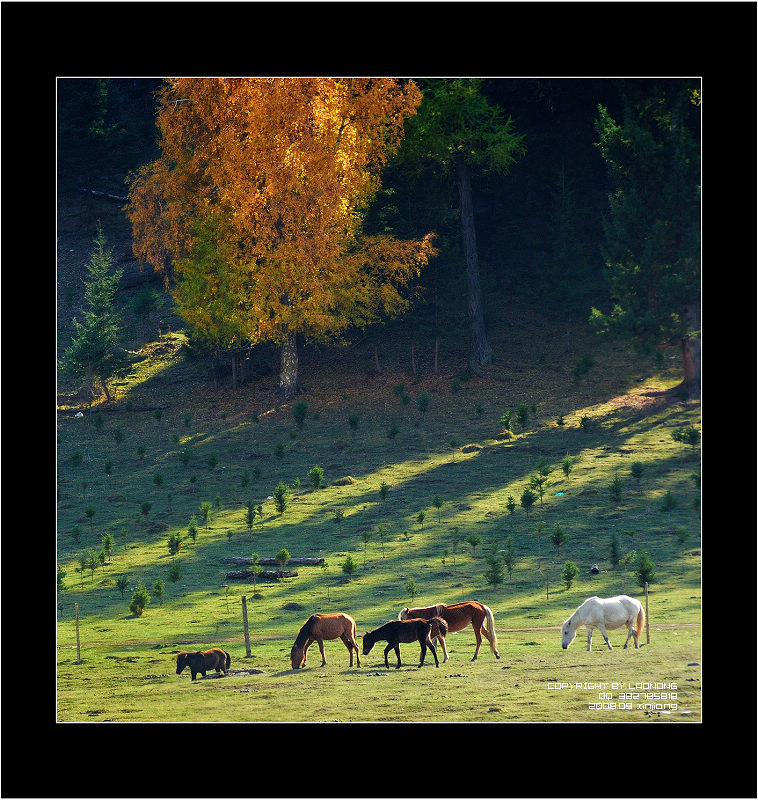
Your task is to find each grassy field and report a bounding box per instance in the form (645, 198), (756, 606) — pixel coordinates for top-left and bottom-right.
(56, 302), (701, 724)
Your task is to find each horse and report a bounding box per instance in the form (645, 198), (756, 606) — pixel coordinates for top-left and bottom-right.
(290, 612), (361, 669)
(362, 617), (448, 669)
(561, 595), (645, 651)
(176, 648), (231, 681)
(399, 601), (499, 661)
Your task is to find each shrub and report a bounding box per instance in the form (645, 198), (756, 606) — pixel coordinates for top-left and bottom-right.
(520, 488), (537, 515)
(341, 554), (357, 580)
(274, 482), (289, 513)
(609, 472), (623, 503)
(634, 549), (656, 586)
(275, 548), (290, 568)
(561, 455), (573, 480)
(293, 401), (308, 429)
(529, 473), (549, 504)
(308, 464), (324, 490)
(572, 355), (594, 382)
(609, 533), (620, 568)
(417, 391), (430, 415)
(129, 580), (150, 616)
(660, 490), (678, 512)
(168, 532), (182, 555)
(466, 532), (482, 557)
(116, 576), (129, 599)
(561, 560), (579, 589)
(167, 562), (182, 583)
(484, 544), (505, 588)
(550, 523), (566, 555)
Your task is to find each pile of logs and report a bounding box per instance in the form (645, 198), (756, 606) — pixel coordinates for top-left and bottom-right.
(224, 556), (324, 581)
(226, 568), (298, 581)
(224, 556), (324, 567)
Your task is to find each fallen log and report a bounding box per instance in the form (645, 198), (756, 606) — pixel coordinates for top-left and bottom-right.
(224, 556), (323, 566)
(226, 569), (298, 580)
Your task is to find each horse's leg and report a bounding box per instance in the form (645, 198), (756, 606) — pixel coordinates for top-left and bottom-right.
(437, 633), (449, 662)
(317, 638), (327, 666)
(428, 638), (439, 668)
(471, 623), (483, 661)
(383, 643), (392, 669)
(340, 633), (355, 666)
(392, 644), (402, 669)
(596, 624), (612, 650)
(586, 627), (593, 651)
(623, 624), (633, 649)
(418, 637), (427, 668)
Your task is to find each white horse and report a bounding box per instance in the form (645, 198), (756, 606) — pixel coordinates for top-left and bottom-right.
(561, 595), (644, 651)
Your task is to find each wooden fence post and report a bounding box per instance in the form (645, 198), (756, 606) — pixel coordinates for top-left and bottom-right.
(644, 582), (650, 644)
(241, 595), (251, 657)
(75, 602), (82, 664)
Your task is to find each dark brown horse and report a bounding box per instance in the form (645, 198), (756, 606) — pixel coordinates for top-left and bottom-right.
(362, 616), (448, 669)
(290, 612), (361, 669)
(399, 601), (499, 661)
(176, 648), (231, 681)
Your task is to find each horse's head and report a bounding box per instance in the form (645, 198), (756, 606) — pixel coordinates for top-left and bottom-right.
(560, 618), (576, 650)
(361, 633), (374, 656)
(290, 644), (305, 670)
(176, 652), (189, 674)
(398, 607), (410, 621)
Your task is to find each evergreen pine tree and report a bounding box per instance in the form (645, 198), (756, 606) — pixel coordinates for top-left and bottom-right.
(61, 224), (132, 400)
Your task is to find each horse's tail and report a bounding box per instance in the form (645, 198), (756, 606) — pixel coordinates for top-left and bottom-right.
(482, 604), (498, 653)
(430, 616), (448, 639)
(224, 650), (231, 670)
(635, 605), (645, 642)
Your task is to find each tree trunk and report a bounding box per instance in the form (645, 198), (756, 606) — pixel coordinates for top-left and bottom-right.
(455, 152), (492, 374)
(680, 303), (701, 396)
(278, 327), (299, 400)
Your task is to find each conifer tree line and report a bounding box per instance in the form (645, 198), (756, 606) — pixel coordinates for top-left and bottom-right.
(59, 78), (701, 398)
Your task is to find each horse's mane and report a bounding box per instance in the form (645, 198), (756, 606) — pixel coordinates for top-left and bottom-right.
(293, 616), (315, 648)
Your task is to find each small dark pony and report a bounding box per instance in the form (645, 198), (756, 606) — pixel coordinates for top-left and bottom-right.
(362, 617), (448, 669)
(290, 612), (361, 669)
(176, 648), (231, 681)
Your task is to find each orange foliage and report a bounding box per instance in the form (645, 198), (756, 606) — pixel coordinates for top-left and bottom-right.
(126, 78), (436, 349)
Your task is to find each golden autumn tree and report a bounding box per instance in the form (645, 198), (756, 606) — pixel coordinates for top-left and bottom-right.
(127, 78), (436, 398)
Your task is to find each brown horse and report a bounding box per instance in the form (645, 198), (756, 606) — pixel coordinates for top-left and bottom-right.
(362, 616), (448, 669)
(176, 648), (231, 681)
(399, 601), (499, 661)
(290, 612), (361, 669)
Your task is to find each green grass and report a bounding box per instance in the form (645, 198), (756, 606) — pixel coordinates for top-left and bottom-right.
(56, 316), (701, 723)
